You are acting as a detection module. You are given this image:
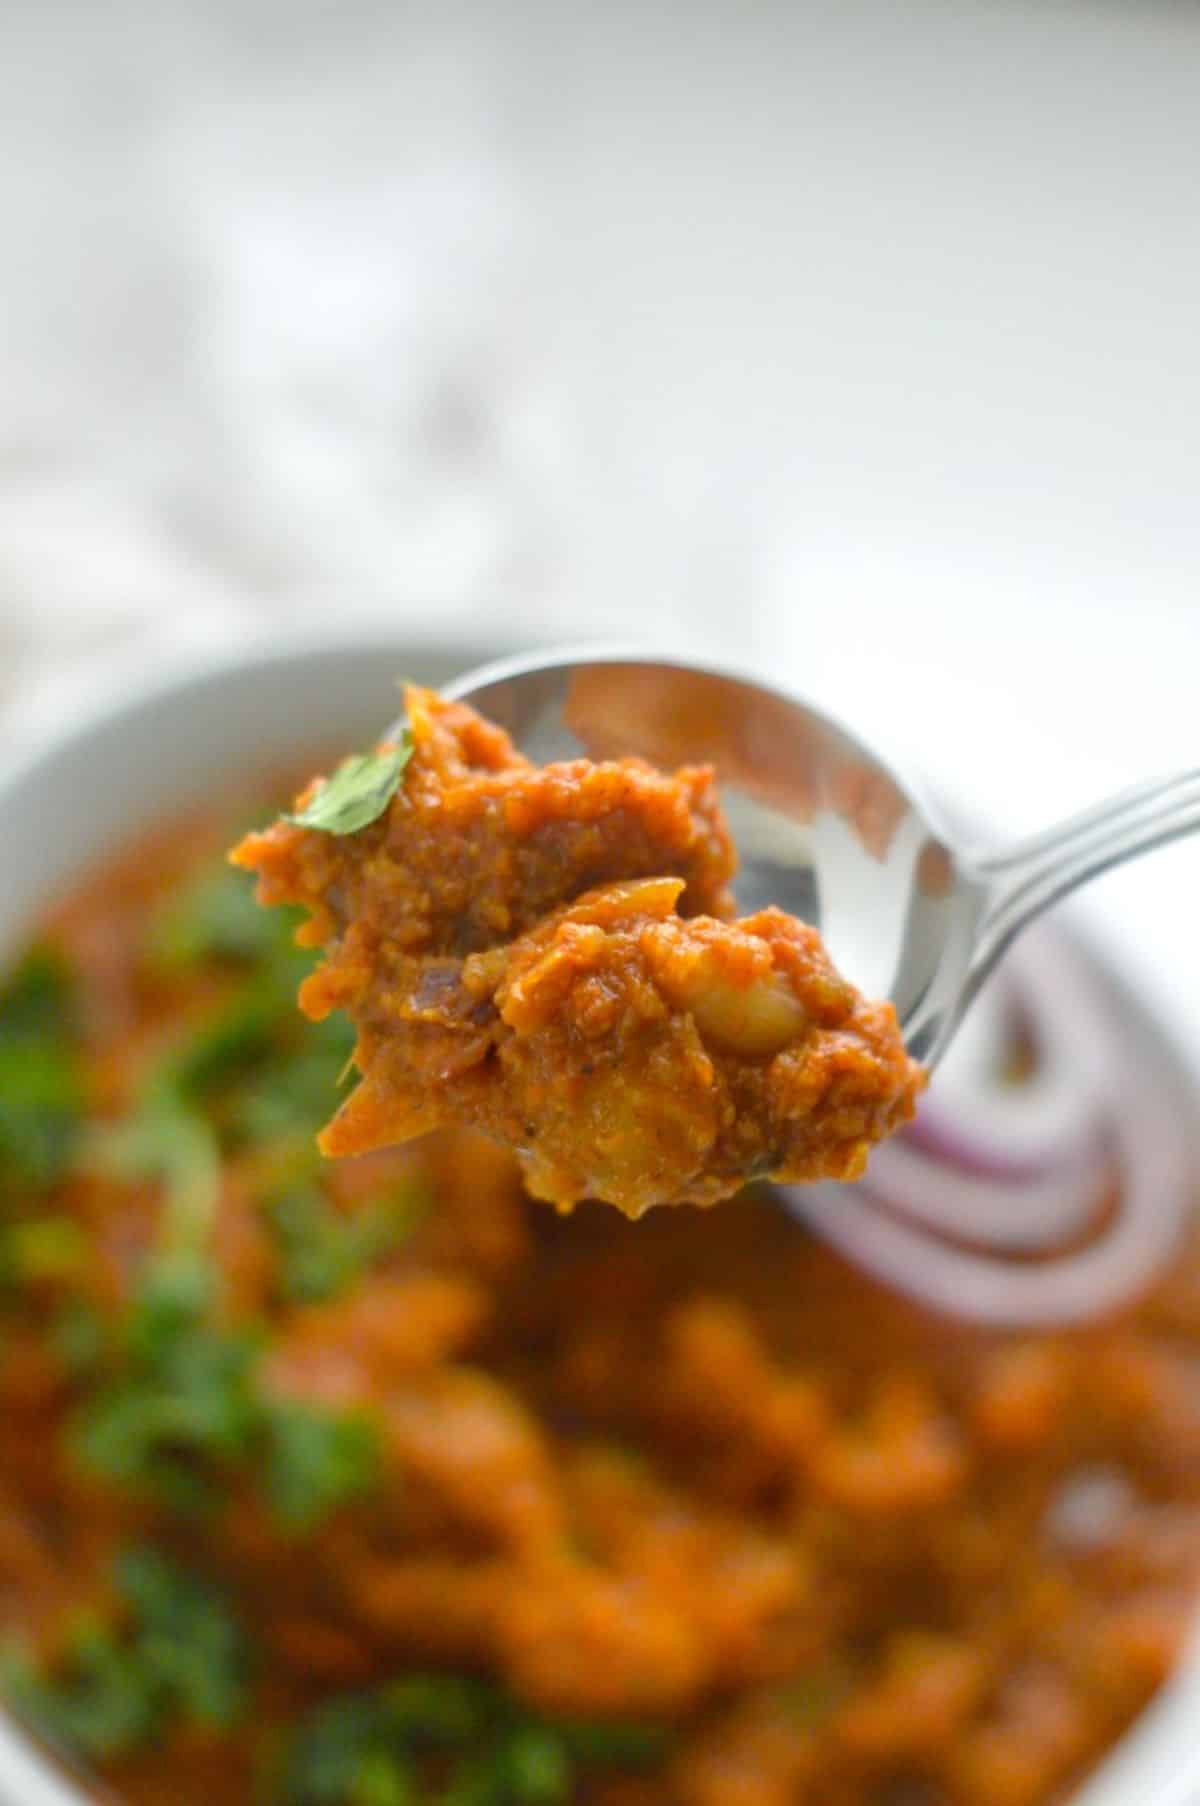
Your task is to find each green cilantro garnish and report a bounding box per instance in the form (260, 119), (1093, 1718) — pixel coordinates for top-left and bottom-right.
(0, 950), (83, 1197)
(161, 990), (286, 1107)
(501, 1724), (573, 1802)
(139, 908), (352, 1156)
(228, 1009), (357, 1148)
(72, 1268), (261, 1517)
(72, 1245), (379, 1528)
(279, 1674), (669, 1805)
(114, 1546), (250, 1727)
(285, 740), (412, 837)
(553, 1720), (671, 1766)
(2, 1621), (158, 1760)
(64, 834), (384, 1529)
(263, 1400), (381, 1533)
(280, 1691), (417, 1804)
(2, 1546), (250, 1761)
(0, 948), (74, 1041)
(148, 864), (289, 971)
(265, 1181), (426, 1305)
(50, 1298), (109, 1376)
(92, 1103), (222, 1250)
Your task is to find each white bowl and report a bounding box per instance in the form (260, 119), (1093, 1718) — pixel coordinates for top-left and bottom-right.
(0, 629), (1197, 1806)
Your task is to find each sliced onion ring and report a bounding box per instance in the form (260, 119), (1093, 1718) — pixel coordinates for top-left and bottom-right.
(781, 927), (1194, 1328)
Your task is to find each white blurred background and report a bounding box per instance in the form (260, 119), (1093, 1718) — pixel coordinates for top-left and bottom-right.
(2, 0), (1200, 1004)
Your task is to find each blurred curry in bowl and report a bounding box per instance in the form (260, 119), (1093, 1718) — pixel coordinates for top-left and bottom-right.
(2, 751), (1200, 1806)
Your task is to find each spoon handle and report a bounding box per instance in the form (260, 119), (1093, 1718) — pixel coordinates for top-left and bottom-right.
(969, 768), (1200, 988)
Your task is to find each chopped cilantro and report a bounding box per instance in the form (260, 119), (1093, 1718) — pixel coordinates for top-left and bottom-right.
(73, 1239), (259, 1514)
(115, 1546), (249, 1728)
(74, 1318), (261, 1517)
(280, 1692), (414, 1804)
(441, 1754), (507, 1806)
(2, 1546), (250, 1762)
(108, 833), (357, 1179)
(92, 1103), (221, 1250)
(500, 1724), (571, 1802)
(351, 1751), (415, 1806)
(73, 1249), (377, 1528)
(162, 988), (289, 1111)
(381, 1674), (493, 1743)
(266, 1181), (424, 1305)
(229, 1012), (357, 1148)
(559, 1719), (671, 1766)
(124, 1249), (215, 1365)
(0, 949), (74, 1042)
(3, 1621), (158, 1760)
(148, 867), (299, 971)
(142, 951), (351, 1156)
(0, 950), (82, 1197)
(51, 1299), (109, 1377)
(279, 1675), (668, 1806)
(263, 1401), (381, 1533)
(285, 740), (412, 838)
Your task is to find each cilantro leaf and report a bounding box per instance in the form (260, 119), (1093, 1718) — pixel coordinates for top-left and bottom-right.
(265, 1181), (424, 1305)
(74, 1336), (260, 1517)
(160, 990), (286, 1109)
(285, 741), (412, 837)
(279, 1675), (668, 1806)
(143, 949), (349, 1155)
(2, 1547), (250, 1762)
(559, 1719), (671, 1766)
(3, 1622), (158, 1760)
(379, 1674), (493, 1743)
(73, 1254), (260, 1516)
(501, 1724), (572, 1802)
(263, 1401), (380, 1532)
(115, 1546), (250, 1728)
(51, 1299), (108, 1377)
(148, 867), (295, 970)
(441, 1753), (508, 1806)
(350, 1751), (415, 1806)
(73, 1239), (379, 1528)
(92, 1105), (221, 1250)
(0, 950), (75, 1044)
(0, 950), (83, 1196)
(280, 1693), (414, 1805)
(229, 1013), (356, 1148)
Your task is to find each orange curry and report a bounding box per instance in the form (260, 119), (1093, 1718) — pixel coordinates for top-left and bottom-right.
(232, 688), (924, 1214)
(2, 775), (1200, 1806)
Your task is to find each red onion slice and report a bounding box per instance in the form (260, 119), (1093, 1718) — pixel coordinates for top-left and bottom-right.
(860, 1133), (1112, 1251)
(903, 972), (1107, 1181)
(781, 927), (1194, 1327)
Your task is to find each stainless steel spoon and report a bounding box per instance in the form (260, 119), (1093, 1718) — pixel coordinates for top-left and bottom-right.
(439, 645), (1194, 1070)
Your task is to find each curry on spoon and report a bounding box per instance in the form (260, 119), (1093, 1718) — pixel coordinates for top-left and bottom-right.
(233, 650), (1194, 1219)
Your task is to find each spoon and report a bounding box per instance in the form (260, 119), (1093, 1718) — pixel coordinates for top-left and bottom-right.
(385, 644), (1198, 1319)
(441, 645), (1188, 1071)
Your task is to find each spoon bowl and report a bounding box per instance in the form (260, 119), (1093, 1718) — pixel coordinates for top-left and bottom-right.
(444, 646), (1200, 1074)
(443, 647), (985, 1065)
(415, 644), (1200, 1292)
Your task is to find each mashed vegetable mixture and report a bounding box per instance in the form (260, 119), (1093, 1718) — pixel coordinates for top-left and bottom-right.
(1, 776), (1200, 1805)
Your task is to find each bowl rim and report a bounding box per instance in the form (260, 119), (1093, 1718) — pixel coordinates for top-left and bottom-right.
(1, 626), (1199, 1806)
